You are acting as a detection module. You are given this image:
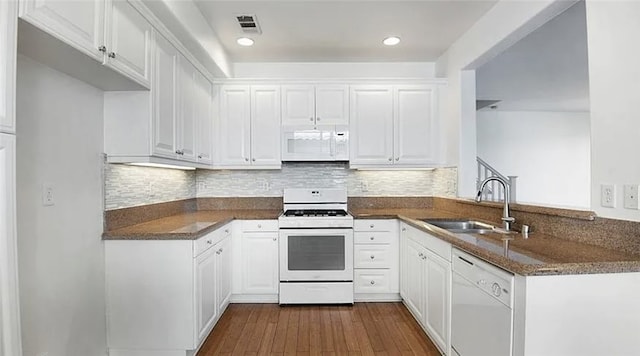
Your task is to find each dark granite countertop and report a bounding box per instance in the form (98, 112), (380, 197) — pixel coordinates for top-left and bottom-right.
(102, 210), (282, 240)
(350, 208), (640, 276)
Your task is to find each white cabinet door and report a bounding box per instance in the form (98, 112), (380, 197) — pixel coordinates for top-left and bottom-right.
(241, 232), (279, 294)
(105, 0), (152, 87)
(251, 85), (281, 166)
(177, 54), (197, 162)
(19, 0), (105, 61)
(394, 85), (437, 165)
(425, 251), (450, 353)
(218, 85), (251, 166)
(152, 33), (178, 158)
(349, 86), (394, 165)
(404, 238), (426, 323)
(0, 0), (17, 134)
(0, 133), (21, 356)
(399, 224), (409, 299)
(316, 85), (349, 125)
(281, 85), (314, 125)
(195, 246), (217, 343)
(195, 71), (213, 165)
(215, 235), (232, 314)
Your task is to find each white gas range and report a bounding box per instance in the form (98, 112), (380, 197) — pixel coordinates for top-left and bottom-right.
(278, 188), (354, 304)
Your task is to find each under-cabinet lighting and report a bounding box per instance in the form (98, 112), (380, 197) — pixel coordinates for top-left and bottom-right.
(126, 163), (196, 171)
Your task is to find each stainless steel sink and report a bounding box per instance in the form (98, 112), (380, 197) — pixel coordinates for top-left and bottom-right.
(421, 219), (497, 234)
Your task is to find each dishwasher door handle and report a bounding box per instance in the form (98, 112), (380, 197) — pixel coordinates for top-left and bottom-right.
(458, 255), (474, 266)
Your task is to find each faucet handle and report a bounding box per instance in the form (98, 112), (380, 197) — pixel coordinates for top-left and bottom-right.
(501, 216), (515, 222)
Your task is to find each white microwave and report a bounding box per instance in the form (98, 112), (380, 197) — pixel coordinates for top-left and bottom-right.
(281, 125), (349, 161)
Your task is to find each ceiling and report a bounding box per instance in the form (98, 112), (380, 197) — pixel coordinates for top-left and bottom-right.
(193, 0), (497, 62)
(476, 1), (590, 112)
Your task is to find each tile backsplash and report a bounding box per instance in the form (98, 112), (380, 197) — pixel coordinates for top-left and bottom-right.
(104, 164), (196, 210)
(105, 163), (457, 210)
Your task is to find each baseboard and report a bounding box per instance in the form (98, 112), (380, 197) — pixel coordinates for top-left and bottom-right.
(230, 293), (279, 303)
(355, 293), (402, 302)
(109, 350), (186, 356)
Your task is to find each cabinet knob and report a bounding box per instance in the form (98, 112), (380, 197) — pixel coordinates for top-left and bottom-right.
(108, 52), (116, 59)
(245, 158), (249, 162)
(175, 150), (181, 154)
(370, 255), (375, 259)
(273, 237), (277, 241)
(207, 240), (212, 245)
(198, 154), (203, 159)
(395, 157), (399, 161)
(216, 249), (221, 255)
(388, 157), (392, 161)
(317, 117), (321, 121)
(402, 227), (406, 232)
(309, 117), (314, 121)
(370, 280), (376, 285)
(252, 158), (256, 162)
(257, 224), (262, 228)
(224, 229), (229, 233)
(370, 224), (374, 228)
(423, 256), (427, 260)
(418, 252), (424, 257)
(370, 236), (374, 241)
(98, 45), (107, 53)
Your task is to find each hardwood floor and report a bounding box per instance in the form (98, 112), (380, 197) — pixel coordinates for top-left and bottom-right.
(197, 303), (442, 356)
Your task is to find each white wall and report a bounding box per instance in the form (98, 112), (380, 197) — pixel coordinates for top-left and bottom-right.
(232, 62), (436, 79)
(586, 1), (640, 221)
(477, 110), (590, 208)
(435, 0), (577, 199)
(16, 56), (107, 356)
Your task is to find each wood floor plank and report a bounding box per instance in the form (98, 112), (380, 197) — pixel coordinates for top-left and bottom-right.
(197, 303), (439, 356)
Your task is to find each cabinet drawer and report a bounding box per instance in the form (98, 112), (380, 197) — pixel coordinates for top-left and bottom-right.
(241, 219), (278, 232)
(355, 231), (393, 244)
(354, 219), (396, 232)
(194, 224), (231, 257)
(354, 245), (391, 268)
(354, 269), (391, 293)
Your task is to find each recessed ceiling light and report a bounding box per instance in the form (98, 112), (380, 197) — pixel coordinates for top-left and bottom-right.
(383, 36), (401, 46)
(237, 37), (254, 46)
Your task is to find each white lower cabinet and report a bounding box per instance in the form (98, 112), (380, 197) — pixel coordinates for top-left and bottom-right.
(231, 220), (279, 302)
(105, 224), (231, 356)
(400, 222), (451, 355)
(353, 219), (399, 301)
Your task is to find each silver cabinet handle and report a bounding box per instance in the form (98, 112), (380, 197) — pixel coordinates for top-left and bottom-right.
(198, 154), (203, 159)
(418, 252), (424, 257)
(370, 237), (374, 241)
(395, 157), (399, 161)
(272, 237), (277, 241)
(175, 150), (181, 154)
(423, 256), (427, 260)
(98, 45), (107, 53)
(206, 240), (212, 245)
(216, 249), (221, 255)
(370, 255), (375, 259)
(370, 280), (375, 285)
(108, 52), (116, 59)
(370, 224), (374, 228)
(252, 158), (256, 162)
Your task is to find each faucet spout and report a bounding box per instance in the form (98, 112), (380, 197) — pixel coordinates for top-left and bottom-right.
(476, 176), (515, 231)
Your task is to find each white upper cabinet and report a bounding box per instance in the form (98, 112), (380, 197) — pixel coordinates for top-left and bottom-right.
(194, 72), (213, 165)
(350, 84), (439, 167)
(177, 54), (197, 162)
(349, 85), (394, 165)
(104, 0), (152, 86)
(395, 85), (437, 165)
(151, 32), (178, 159)
(251, 85), (281, 166)
(282, 84), (348, 126)
(217, 85), (251, 166)
(19, 0), (151, 87)
(216, 85), (281, 169)
(0, 0), (17, 134)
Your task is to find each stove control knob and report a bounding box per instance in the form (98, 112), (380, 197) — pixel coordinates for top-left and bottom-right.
(492, 283), (502, 297)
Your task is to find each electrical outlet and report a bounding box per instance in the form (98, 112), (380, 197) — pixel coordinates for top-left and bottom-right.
(42, 183), (55, 206)
(600, 184), (615, 208)
(623, 184), (639, 209)
(261, 181), (270, 191)
(360, 181), (369, 192)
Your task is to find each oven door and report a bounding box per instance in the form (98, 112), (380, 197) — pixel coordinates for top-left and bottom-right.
(279, 228), (353, 282)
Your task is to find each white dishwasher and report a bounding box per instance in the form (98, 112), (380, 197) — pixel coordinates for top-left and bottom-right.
(451, 248), (514, 356)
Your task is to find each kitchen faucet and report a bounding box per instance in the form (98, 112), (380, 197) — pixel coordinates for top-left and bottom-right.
(476, 176), (515, 231)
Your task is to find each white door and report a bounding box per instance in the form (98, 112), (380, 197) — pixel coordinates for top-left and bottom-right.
(104, 0), (151, 87)
(425, 251), (450, 353)
(0, 134), (22, 356)
(241, 232), (278, 294)
(281, 85), (314, 125)
(349, 86), (394, 165)
(394, 85), (437, 165)
(195, 71), (213, 165)
(250, 85), (281, 166)
(215, 235), (232, 314)
(151, 33), (178, 158)
(0, 0), (17, 134)
(177, 55), (197, 162)
(19, 0), (105, 62)
(405, 238), (426, 323)
(195, 247), (217, 343)
(315, 85), (349, 125)
(218, 85), (251, 166)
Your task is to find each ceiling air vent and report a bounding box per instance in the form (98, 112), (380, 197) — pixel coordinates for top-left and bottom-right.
(236, 14), (262, 34)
